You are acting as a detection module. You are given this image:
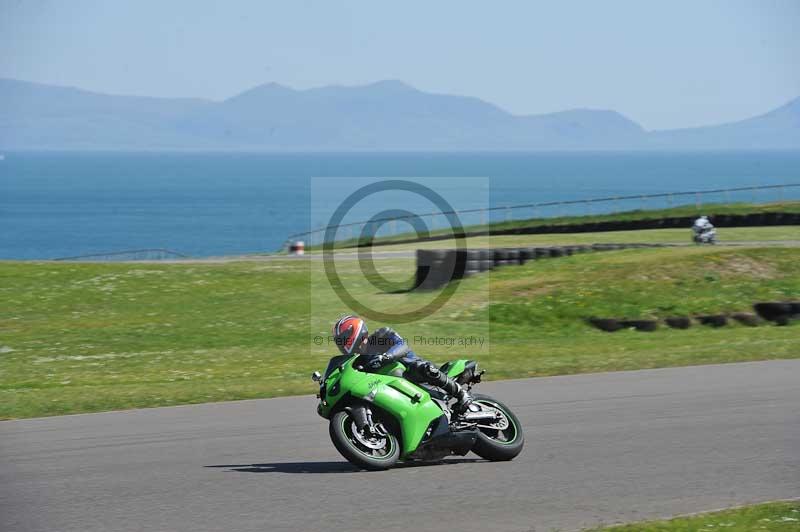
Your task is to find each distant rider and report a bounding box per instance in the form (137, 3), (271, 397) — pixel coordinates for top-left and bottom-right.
(332, 315), (473, 413)
(693, 215), (714, 235)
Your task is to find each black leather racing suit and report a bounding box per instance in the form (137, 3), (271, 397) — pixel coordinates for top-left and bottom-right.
(359, 327), (467, 402)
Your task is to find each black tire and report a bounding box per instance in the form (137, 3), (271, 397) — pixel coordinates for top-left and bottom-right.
(753, 302), (793, 322)
(620, 319), (658, 332)
(329, 410), (400, 471)
(697, 314), (728, 327)
(464, 260), (481, 271)
(665, 316), (691, 329)
(588, 317), (622, 332)
(464, 250), (481, 260)
(470, 394), (524, 461)
(417, 263), (448, 290)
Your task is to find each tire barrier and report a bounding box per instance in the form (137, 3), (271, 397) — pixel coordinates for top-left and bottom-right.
(587, 318), (623, 332)
(359, 211), (800, 249)
(414, 242), (666, 290)
(665, 317), (692, 329)
(519, 248), (534, 264)
(588, 303), (798, 332)
(491, 211), (800, 236)
(415, 249), (455, 290)
(697, 315), (728, 327)
(619, 319), (659, 332)
(753, 301), (800, 326)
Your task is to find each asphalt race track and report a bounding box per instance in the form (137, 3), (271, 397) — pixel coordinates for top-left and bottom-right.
(2, 360), (798, 532)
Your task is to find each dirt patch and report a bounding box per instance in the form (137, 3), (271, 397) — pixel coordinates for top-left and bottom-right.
(714, 256), (778, 279)
(511, 285), (556, 298)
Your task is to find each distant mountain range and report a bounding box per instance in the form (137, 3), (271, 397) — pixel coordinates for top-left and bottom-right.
(1, 78), (798, 151)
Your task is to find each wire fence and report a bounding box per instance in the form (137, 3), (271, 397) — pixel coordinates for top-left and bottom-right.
(52, 248), (190, 261)
(47, 183), (800, 260)
(289, 183), (800, 248)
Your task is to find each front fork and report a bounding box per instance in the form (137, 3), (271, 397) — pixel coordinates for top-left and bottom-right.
(345, 404), (388, 437)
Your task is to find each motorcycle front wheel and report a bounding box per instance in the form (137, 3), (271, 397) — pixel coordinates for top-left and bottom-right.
(470, 394), (524, 461)
(329, 409), (400, 470)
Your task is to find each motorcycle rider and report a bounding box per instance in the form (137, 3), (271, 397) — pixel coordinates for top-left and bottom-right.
(332, 315), (473, 414)
(693, 215), (714, 235)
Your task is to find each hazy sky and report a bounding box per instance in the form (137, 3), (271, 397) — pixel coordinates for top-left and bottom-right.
(1, 0), (798, 130)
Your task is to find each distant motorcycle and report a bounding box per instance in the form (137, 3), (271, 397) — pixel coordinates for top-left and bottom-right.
(312, 355), (523, 470)
(692, 227), (717, 244)
(692, 215), (717, 245)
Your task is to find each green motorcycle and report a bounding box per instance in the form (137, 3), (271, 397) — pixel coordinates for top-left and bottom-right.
(312, 354), (524, 470)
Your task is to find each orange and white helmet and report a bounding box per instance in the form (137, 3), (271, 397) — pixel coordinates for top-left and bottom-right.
(332, 315), (368, 355)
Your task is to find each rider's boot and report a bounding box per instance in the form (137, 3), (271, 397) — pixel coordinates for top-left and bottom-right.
(449, 382), (474, 415)
(421, 363), (474, 414)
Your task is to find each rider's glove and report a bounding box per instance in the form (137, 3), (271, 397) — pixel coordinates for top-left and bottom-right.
(422, 362), (440, 378)
(367, 355), (388, 370)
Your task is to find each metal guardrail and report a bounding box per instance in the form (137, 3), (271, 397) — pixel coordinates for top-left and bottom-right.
(52, 248), (190, 261)
(289, 183), (800, 248)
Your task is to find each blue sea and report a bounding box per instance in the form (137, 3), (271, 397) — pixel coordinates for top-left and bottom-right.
(1, 151), (799, 259)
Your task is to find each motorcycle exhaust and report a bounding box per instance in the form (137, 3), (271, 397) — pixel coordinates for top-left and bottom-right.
(460, 410), (499, 422)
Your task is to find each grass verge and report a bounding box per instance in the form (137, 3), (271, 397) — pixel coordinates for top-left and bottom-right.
(1, 246), (798, 419)
(320, 200), (800, 249)
(586, 500), (800, 531)
(322, 225), (800, 253)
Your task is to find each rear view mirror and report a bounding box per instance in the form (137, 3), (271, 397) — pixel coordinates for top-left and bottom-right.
(311, 371), (322, 383)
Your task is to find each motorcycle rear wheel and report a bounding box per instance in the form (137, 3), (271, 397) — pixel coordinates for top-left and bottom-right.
(470, 394), (524, 461)
(329, 410), (400, 471)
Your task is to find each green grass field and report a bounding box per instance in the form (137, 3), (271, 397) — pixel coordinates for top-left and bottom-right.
(1, 245), (798, 419)
(320, 225), (799, 253)
(321, 200), (800, 249)
(587, 500), (800, 531)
